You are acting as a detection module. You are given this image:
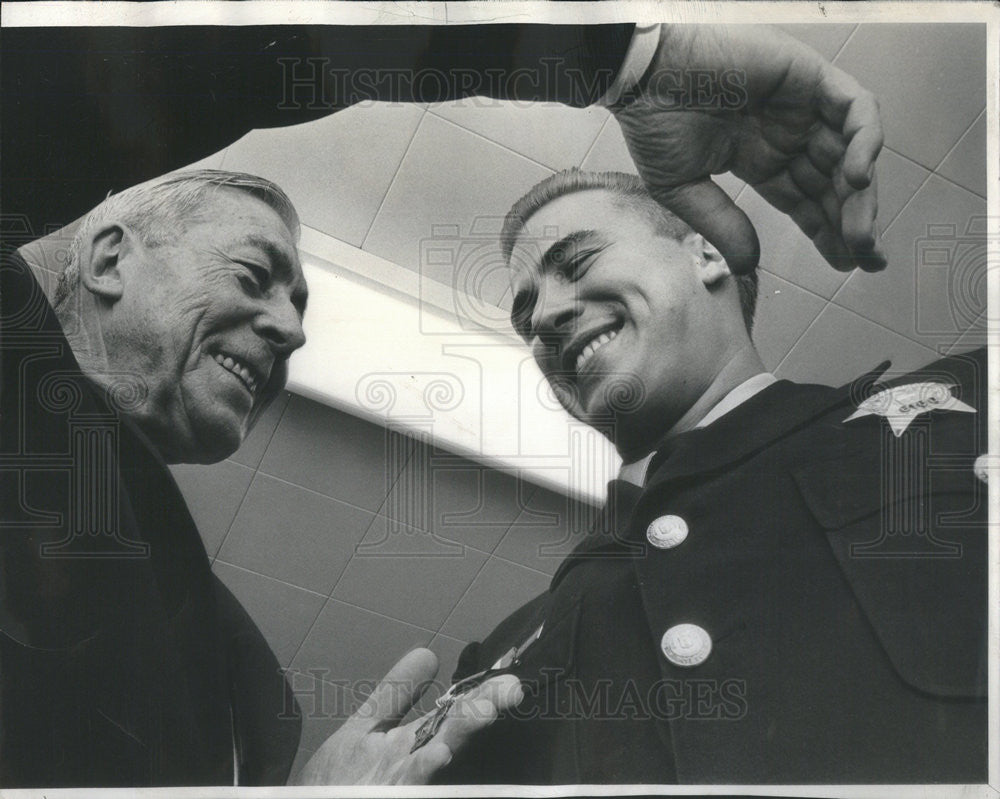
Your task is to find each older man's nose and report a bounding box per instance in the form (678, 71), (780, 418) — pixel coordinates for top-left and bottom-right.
(256, 296), (306, 355)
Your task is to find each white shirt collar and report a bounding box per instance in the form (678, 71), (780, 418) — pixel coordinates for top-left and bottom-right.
(617, 372), (777, 486)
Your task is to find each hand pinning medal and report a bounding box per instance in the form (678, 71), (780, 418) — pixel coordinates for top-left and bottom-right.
(410, 624), (542, 753)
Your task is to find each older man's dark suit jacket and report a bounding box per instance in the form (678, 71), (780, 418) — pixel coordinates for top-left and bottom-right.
(440, 348), (989, 784)
(0, 253), (301, 786)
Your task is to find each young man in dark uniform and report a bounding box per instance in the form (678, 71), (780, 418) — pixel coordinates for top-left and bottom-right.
(438, 170), (988, 784)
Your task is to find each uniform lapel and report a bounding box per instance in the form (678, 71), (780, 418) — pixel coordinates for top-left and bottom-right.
(642, 361), (891, 496)
(549, 361), (892, 585)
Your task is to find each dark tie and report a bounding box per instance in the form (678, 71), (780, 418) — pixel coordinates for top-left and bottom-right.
(549, 478), (645, 589)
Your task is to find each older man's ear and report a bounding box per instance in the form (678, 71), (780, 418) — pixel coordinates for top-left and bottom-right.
(78, 222), (130, 301)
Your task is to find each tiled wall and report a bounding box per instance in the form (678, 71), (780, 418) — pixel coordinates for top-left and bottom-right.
(19, 20), (980, 779)
(169, 394), (599, 776)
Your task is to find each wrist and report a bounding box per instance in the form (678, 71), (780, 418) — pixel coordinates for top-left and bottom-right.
(599, 23), (662, 107)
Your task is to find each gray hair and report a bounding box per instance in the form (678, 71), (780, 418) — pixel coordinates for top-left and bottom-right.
(500, 169), (758, 332)
(54, 169), (299, 308)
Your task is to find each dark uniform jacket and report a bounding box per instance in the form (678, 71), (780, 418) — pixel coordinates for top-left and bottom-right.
(440, 349), (989, 784)
(0, 254), (301, 786)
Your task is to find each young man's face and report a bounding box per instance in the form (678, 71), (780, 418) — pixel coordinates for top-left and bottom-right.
(101, 188), (308, 463)
(508, 189), (737, 457)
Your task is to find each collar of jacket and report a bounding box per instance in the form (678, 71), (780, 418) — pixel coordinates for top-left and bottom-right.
(548, 359), (893, 591)
(642, 360), (892, 494)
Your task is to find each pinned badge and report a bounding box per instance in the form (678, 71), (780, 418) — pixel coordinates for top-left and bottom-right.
(844, 382), (975, 437)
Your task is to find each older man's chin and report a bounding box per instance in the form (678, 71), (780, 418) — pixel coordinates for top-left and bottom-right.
(149, 402), (252, 465)
(148, 368), (287, 464)
(155, 419), (243, 466)
(190, 392), (281, 464)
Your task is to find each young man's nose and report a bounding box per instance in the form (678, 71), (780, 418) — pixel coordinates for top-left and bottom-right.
(532, 277), (581, 346)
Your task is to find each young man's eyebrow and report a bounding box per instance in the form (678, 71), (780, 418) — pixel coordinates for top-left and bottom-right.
(538, 229), (605, 274)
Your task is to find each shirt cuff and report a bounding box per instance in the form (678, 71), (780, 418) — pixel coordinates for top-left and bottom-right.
(596, 24), (661, 107)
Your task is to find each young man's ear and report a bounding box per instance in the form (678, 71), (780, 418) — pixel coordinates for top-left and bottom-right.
(684, 232), (731, 287)
(78, 223), (132, 301)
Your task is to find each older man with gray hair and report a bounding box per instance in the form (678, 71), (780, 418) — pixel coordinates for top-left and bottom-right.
(1, 170), (519, 788)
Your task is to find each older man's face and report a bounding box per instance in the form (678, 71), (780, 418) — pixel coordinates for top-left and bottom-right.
(106, 188), (307, 463)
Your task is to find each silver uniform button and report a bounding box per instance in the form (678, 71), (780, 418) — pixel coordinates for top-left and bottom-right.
(646, 515), (689, 549)
(661, 623), (712, 667)
(973, 454), (995, 484)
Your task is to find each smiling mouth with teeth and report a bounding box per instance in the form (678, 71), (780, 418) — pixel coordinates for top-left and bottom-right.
(574, 328), (619, 374)
(212, 352), (259, 396)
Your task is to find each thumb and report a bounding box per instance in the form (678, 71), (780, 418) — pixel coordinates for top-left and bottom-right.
(346, 648), (439, 735)
(646, 178), (760, 275)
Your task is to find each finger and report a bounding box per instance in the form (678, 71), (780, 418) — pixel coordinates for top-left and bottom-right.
(811, 226), (857, 272)
(646, 178), (761, 274)
(852, 231), (887, 272)
(820, 186), (843, 236)
(756, 176), (841, 258)
(754, 173), (832, 242)
(431, 675), (523, 754)
(788, 154), (834, 202)
(817, 66), (883, 189)
(464, 673), (524, 714)
(806, 125), (847, 176)
(346, 648), (439, 735)
(754, 171), (808, 215)
(789, 200), (829, 241)
(434, 695), (501, 755)
(841, 167), (881, 262)
(398, 742), (453, 785)
(842, 93), (883, 188)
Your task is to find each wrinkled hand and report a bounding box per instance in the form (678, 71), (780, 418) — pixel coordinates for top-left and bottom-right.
(613, 24), (885, 274)
(293, 648), (522, 785)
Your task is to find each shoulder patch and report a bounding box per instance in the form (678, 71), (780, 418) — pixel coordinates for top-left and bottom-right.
(844, 381), (975, 437)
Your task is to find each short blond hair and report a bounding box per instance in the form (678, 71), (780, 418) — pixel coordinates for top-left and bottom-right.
(500, 169), (758, 331)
